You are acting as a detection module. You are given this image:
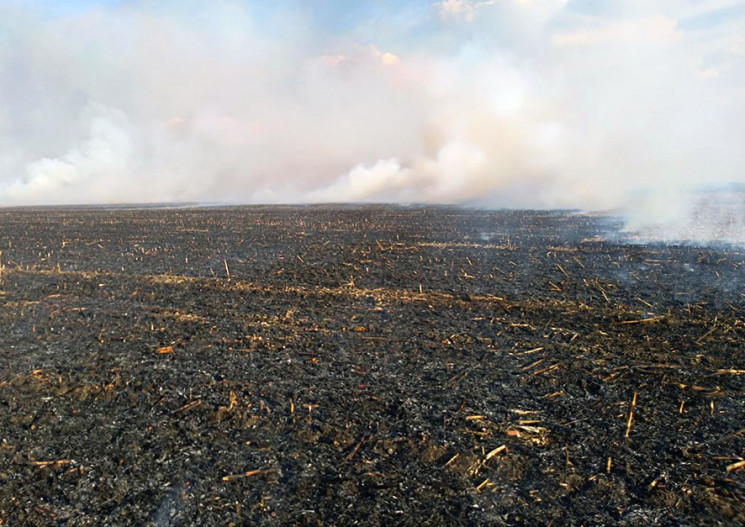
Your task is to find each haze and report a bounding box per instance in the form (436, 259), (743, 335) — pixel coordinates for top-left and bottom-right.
(1, 0), (744, 240)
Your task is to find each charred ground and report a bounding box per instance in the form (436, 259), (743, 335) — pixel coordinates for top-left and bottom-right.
(0, 205), (743, 526)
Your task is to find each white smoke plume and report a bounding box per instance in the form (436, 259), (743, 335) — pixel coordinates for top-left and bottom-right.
(1, 1), (744, 241)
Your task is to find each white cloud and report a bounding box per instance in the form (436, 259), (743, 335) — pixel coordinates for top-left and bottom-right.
(695, 65), (720, 80)
(380, 52), (401, 66)
(435, 0), (497, 22)
(553, 16), (682, 47)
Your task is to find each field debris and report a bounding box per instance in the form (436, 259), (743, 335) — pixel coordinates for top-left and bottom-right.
(221, 468), (264, 482)
(0, 205), (743, 525)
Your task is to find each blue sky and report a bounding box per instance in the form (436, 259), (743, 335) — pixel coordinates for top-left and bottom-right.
(679, 2), (745, 30)
(27, 0), (125, 15)
(42, 0), (745, 26)
(1, 0), (744, 217)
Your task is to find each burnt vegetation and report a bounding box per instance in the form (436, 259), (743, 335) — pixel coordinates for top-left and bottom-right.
(0, 205), (743, 526)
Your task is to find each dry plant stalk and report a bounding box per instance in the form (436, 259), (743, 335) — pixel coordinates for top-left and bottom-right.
(476, 478), (491, 491)
(221, 468), (263, 481)
(534, 364), (559, 375)
(345, 436), (366, 461)
(485, 445), (506, 460)
(31, 460), (72, 467)
(625, 391), (638, 438)
(619, 316), (665, 325)
(174, 400), (201, 414)
(716, 428), (745, 444)
(444, 453), (459, 467)
(696, 326), (717, 345)
(522, 359), (544, 371)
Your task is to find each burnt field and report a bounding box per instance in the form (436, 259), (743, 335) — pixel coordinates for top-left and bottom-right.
(0, 205), (743, 526)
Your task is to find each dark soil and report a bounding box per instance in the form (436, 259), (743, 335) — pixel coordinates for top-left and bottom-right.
(0, 205), (743, 526)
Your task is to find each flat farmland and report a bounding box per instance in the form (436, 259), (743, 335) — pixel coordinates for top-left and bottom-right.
(0, 206), (743, 525)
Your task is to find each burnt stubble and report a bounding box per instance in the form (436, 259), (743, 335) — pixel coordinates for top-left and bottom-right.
(0, 205), (743, 525)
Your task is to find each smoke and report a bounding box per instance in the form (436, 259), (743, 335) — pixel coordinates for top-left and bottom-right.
(1, 1), (744, 240)
(623, 183), (745, 244)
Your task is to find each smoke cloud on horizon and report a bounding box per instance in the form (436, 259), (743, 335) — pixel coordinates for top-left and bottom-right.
(1, 1), (744, 240)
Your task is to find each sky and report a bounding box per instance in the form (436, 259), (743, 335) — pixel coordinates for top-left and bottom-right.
(1, 0), (744, 229)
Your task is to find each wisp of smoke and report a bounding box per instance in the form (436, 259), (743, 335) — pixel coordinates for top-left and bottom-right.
(622, 183), (745, 245)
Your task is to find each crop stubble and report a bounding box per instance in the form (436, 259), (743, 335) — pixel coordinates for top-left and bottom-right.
(0, 205), (743, 525)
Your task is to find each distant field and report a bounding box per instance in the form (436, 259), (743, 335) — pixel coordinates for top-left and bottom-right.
(0, 206), (743, 525)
